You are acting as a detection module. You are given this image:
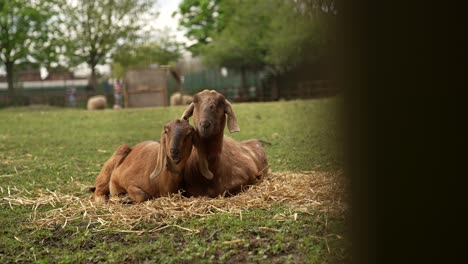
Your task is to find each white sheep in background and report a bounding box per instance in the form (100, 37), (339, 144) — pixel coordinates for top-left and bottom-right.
(87, 95), (107, 110)
(170, 92), (193, 106)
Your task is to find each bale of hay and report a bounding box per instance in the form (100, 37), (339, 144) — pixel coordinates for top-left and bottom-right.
(87, 95), (107, 110)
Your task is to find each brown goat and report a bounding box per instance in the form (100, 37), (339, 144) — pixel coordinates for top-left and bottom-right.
(92, 119), (195, 203)
(181, 89), (269, 197)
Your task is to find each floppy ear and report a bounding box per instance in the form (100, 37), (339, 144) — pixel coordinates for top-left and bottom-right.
(181, 102), (194, 120)
(198, 153), (214, 180)
(193, 132), (214, 180)
(150, 130), (166, 180)
(225, 100), (240, 133)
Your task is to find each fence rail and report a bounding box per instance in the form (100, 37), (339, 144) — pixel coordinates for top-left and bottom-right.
(0, 79), (88, 90)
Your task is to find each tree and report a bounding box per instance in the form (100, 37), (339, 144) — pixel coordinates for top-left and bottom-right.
(176, 0), (227, 55)
(111, 28), (182, 79)
(264, 0), (337, 71)
(202, 0), (336, 69)
(177, 0), (336, 97)
(200, 0), (273, 97)
(153, 28), (183, 67)
(0, 0), (57, 97)
(60, 0), (156, 89)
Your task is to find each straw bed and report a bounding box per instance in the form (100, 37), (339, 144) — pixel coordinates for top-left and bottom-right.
(1, 171), (347, 234)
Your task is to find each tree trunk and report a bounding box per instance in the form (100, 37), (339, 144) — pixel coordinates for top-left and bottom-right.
(5, 61), (15, 99)
(90, 65), (97, 91)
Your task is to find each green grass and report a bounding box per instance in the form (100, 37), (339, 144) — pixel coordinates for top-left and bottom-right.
(0, 98), (347, 263)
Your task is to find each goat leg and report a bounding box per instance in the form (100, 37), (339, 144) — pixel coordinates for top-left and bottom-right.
(127, 185), (152, 203)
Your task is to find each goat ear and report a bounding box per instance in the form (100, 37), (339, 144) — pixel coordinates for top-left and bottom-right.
(181, 102), (194, 120)
(225, 100), (240, 133)
(199, 156), (214, 180)
(150, 131), (166, 180)
(193, 135), (214, 180)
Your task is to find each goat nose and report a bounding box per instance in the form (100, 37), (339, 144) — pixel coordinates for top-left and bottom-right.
(170, 148), (179, 156)
(200, 121), (211, 129)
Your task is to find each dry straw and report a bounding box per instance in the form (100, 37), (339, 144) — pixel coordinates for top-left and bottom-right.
(0, 171), (347, 234)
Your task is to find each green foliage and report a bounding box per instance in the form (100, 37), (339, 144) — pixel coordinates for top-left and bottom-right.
(176, 0), (226, 55)
(152, 28), (183, 66)
(177, 0), (336, 71)
(111, 28), (182, 79)
(110, 62), (125, 79)
(0, 0), (58, 92)
(0, 0), (55, 63)
(60, 0), (157, 83)
(0, 98), (346, 262)
(201, 0), (270, 69)
(264, 0), (337, 69)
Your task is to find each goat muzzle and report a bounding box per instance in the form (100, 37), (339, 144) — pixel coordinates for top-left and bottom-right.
(198, 120), (214, 138)
(200, 121), (211, 129)
(170, 148), (181, 164)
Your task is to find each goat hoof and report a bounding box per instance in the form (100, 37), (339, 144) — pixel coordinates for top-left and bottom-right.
(121, 197), (134, 205)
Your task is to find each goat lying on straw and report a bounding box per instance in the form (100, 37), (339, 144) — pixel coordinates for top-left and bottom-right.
(92, 119), (196, 203)
(181, 89), (269, 197)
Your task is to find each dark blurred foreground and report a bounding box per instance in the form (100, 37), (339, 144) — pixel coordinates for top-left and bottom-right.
(341, 1), (464, 263)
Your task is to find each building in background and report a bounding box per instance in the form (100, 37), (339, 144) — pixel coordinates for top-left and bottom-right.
(0, 68), (88, 107)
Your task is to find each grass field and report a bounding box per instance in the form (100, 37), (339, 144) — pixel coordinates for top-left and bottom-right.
(0, 98), (348, 263)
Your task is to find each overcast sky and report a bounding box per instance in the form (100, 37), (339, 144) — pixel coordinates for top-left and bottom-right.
(155, 0), (187, 43)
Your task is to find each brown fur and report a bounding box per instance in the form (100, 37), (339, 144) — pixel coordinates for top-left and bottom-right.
(93, 144), (131, 203)
(181, 90), (269, 197)
(92, 119), (195, 203)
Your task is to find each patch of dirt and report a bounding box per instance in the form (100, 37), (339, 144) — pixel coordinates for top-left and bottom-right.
(225, 251), (249, 264)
